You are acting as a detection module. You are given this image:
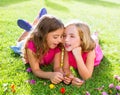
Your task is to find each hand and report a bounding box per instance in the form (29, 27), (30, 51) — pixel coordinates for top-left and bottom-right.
(72, 47), (82, 57)
(63, 73), (74, 84)
(72, 77), (84, 87)
(50, 72), (64, 84)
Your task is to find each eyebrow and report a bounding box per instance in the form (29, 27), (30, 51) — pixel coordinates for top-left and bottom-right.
(53, 34), (60, 36)
(68, 33), (75, 36)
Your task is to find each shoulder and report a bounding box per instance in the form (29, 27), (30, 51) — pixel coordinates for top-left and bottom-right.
(26, 40), (36, 52)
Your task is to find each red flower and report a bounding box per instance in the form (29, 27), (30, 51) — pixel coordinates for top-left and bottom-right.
(60, 87), (65, 94)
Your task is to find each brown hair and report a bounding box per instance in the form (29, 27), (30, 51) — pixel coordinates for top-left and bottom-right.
(23, 15), (64, 61)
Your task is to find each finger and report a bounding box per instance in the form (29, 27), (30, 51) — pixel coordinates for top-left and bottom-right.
(55, 77), (63, 83)
(57, 74), (64, 80)
(64, 80), (71, 84)
(75, 78), (84, 83)
(72, 80), (84, 86)
(51, 80), (57, 84)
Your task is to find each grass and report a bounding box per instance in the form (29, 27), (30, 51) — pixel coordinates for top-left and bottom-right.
(0, 0), (120, 94)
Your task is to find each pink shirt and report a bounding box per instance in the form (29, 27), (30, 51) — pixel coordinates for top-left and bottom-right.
(68, 45), (103, 69)
(26, 41), (61, 65)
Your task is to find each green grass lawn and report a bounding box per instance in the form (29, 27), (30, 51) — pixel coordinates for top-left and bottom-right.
(0, 0), (120, 94)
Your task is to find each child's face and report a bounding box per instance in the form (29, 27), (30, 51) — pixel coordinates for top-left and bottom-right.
(63, 25), (81, 51)
(46, 28), (64, 49)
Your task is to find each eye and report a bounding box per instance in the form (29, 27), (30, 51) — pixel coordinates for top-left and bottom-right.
(53, 36), (58, 39)
(63, 34), (66, 38)
(70, 35), (75, 38)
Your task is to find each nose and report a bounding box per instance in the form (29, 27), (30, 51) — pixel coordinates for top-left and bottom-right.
(58, 36), (63, 43)
(64, 36), (69, 42)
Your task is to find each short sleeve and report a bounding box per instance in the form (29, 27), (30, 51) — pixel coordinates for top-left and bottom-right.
(27, 41), (36, 53)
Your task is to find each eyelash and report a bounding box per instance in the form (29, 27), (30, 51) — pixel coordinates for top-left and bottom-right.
(53, 36), (58, 39)
(70, 36), (74, 38)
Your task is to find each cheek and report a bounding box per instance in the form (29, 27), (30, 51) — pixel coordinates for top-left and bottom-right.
(46, 37), (53, 45)
(73, 39), (81, 47)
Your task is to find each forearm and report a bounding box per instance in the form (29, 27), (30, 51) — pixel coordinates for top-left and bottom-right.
(75, 56), (92, 80)
(63, 67), (71, 75)
(54, 67), (63, 73)
(33, 69), (53, 79)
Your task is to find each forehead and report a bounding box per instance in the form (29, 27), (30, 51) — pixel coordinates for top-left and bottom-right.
(65, 24), (78, 35)
(48, 28), (64, 35)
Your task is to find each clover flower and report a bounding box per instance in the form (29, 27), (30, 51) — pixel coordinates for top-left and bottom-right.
(117, 77), (120, 81)
(114, 75), (119, 79)
(102, 92), (108, 95)
(116, 86), (120, 90)
(26, 67), (32, 72)
(109, 83), (114, 88)
(28, 79), (36, 84)
(86, 91), (90, 95)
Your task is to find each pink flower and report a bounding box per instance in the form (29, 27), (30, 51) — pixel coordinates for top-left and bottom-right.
(116, 86), (120, 90)
(86, 91), (90, 95)
(29, 79), (36, 84)
(116, 93), (119, 95)
(117, 76), (120, 81)
(102, 92), (108, 95)
(26, 67), (32, 72)
(114, 75), (119, 79)
(109, 83), (114, 88)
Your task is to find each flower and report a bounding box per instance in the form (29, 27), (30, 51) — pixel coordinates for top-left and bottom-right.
(108, 90), (112, 94)
(26, 67), (32, 72)
(102, 92), (108, 95)
(116, 86), (120, 90)
(116, 93), (119, 95)
(86, 91), (90, 95)
(60, 87), (65, 94)
(3, 83), (8, 87)
(109, 83), (114, 88)
(10, 84), (16, 93)
(117, 76), (120, 81)
(49, 84), (55, 89)
(3, 83), (8, 92)
(114, 75), (119, 79)
(29, 79), (36, 84)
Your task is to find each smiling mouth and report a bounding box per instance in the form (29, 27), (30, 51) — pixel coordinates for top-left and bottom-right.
(53, 43), (58, 47)
(64, 43), (71, 48)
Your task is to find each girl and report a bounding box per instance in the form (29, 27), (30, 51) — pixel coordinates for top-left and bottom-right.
(63, 21), (103, 86)
(10, 8), (47, 54)
(22, 15), (64, 84)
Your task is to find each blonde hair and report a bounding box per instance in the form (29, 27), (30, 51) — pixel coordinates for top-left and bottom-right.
(67, 21), (96, 52)
(22, 15), (64, 61)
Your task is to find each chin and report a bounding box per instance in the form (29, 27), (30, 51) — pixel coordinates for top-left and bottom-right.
(50, 46), (57, 49)
(65, 48), (72, 51)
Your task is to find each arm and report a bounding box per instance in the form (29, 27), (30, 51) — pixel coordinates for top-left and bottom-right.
(27, 49), (63, 84)
(72, 47), (95, 80)
(63, 51), (74, 84)
(63, 51), (71, 75)
(53, 51), (63, 73)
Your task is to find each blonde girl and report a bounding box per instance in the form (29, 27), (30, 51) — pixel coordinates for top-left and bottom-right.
(63, 21), (103, 86)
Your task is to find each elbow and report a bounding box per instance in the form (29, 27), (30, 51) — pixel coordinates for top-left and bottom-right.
(82, 74), (92, 80)
(32, 70), (38, 77)
(32, 69), (40, 77)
